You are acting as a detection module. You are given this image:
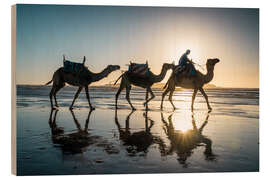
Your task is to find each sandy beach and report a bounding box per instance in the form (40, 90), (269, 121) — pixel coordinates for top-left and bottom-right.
(16, 85), (259, 175)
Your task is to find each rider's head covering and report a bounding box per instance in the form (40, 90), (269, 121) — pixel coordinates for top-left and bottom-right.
(186, 49), (191, 54)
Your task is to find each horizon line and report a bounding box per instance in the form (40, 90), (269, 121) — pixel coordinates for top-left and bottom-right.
(15, 83), (259, 89)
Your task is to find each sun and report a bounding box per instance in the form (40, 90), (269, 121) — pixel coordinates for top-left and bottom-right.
(173, 37), (205, 66)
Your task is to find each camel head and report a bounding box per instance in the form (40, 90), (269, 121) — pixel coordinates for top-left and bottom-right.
(206, 58), (220, 71)
(106, 65), (120, 72)
(162, 63), (175, 71)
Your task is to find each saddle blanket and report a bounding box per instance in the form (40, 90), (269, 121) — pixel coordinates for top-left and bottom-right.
(128, 62), (149, 77)
(63, 60), (84, 73)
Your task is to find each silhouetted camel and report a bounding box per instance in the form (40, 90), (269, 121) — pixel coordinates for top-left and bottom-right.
(114, 110), (166, 156)
(160, 112), (216, 167)
(161, 58), (220, 111)
(45, 56), (120, 109)
(114, 63), (174, 110)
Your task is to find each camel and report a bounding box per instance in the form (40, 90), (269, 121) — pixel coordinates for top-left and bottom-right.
(45, 56), (120, 110)
(161, 58), (220, 111)
(160, 112), (216, 166)
(114, 63), (174, 110)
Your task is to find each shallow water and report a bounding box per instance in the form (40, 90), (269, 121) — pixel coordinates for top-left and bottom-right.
(16, 85), (259, 175)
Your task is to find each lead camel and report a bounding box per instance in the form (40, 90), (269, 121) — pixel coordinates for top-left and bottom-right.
(161, 58), (220, 111)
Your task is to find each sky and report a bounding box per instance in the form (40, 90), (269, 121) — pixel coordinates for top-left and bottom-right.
(16, 4), (259, 88)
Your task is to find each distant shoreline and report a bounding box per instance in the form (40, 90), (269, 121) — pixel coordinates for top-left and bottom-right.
(16, 84), (259, 90)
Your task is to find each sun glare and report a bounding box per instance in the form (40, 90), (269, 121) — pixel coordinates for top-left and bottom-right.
(171, 111), (193, 132)
(175, 39), (205, 65)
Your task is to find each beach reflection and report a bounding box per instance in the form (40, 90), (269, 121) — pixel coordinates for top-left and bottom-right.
(48, 109), (99, 154)
(114, 109), (166, 156)
(48, 108), (216, 163)
(161, 112), (216, 167)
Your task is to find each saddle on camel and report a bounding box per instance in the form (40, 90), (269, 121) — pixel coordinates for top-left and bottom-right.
(174, 61), (197, 84)
(63, 55), (87, 76)
(127, 60), (150, 78)
(175, 62), (196, 76)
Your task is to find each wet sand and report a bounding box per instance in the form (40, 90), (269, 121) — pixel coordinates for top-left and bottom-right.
(16, 86), (259, 175)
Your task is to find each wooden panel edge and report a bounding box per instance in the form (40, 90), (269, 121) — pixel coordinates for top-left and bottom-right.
(11, 4), (17, 176)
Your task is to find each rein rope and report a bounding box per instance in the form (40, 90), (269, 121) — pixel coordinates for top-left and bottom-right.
(192, 61), (206, 71)
(195, 63), (206, 70)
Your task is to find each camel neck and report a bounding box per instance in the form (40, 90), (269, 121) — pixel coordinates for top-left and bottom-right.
(90, 68), (110, 82)
(153, 66), (168, 83)
(204, 66), (214, 84)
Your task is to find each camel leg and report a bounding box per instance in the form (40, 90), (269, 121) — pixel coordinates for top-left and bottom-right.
(84, 109), (94, 132)
(126, 85), (136, 110)
(144, 87), (155, 108)
(199, 114), (209, 133)
(70, 87), (83, 110)
(48, 108), (54, 126)
(199, 87), (212, 111)
(191, 88), (198, 111)
(53, 84), (65, 108)
(168, 87), (176, 110)
(161, 87), (170, 110)
(143, 88), (149, 109)
(49, 86), (56, 109)
(115, 80), (125, 109)
(85, 86), (95, 110)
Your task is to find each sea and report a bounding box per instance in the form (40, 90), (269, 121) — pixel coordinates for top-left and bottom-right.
(16, 85), (259, 175)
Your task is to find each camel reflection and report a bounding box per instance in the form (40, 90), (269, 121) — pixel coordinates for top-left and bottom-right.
(114, 110), (166, 156)
(48, 109), (98, 154)
(161, 112), (216, 167)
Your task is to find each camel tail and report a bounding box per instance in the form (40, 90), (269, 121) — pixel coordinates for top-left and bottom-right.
(44, 79), (53, 86)
(163, 80), (169, 89)
(163, 72), (175, 89)
(114, 74), (124, 85)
